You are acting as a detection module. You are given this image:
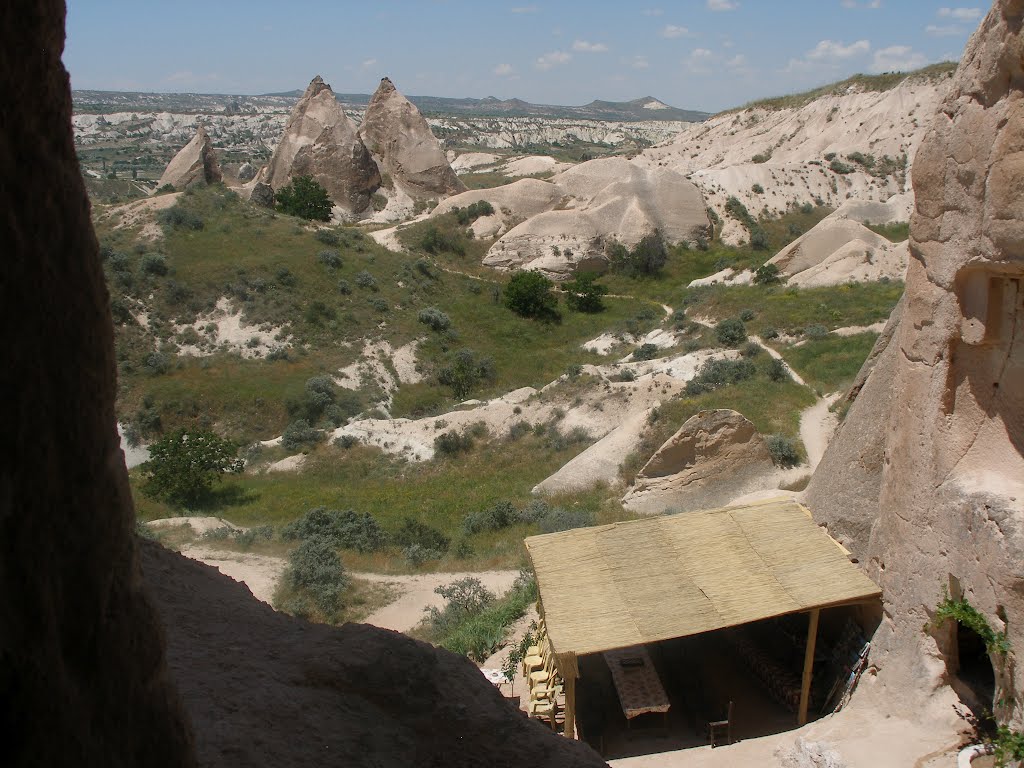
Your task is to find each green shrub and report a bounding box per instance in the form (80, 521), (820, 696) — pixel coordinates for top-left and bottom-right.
(766, 434), (801, 468)
(766, 357), (790, 382)
(805, 324), (829, 340)
(563, 272), (607, 313)
(393, 517), (450, 554)
(434, 430), (475, 456)
(317, 249), (342, 269)
(142, 428), (243, 506)
(437, 348), (496, 399)
(741, 341), (762, 358)
(716, 317), (748, 347)
(740, 308), (756, 322)
(751, 183), (765, 194)
(504, 270), (560, 322)
(282, 535), (349, 620)
(418, 307), (451, 332)
(754, 263), (782, 284)
(314, 229), (340, 246)
(633, 343), (659, 361)
(685, 357), (756, 395)
(140, 253), (168, 276)
(462, 500), (517, 535)
(609, 232), (668, 277)
(355, 270), (377, 290)
(275, 175), (333, 221)
(281, 419), (323, 451)
(453, 200), (495, 225)
(281, 506), (387, 552)
(751, 152), (771, 164)
(829, 159), (854, 175)
(158, 206), (204, 230)
(929, 591), (1010, 656)
(404, 543), (444, 566)
(419, 225), (466, 256)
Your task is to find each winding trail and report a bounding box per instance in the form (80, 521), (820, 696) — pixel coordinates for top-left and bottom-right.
(799, 392), (841, 471)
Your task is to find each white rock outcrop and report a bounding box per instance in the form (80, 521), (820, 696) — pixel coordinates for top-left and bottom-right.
(622, 409), (776, 514)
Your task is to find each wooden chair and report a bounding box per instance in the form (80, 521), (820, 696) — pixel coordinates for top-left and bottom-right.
(522, 633), (549, 676)
(529, 651), (559, 692)
(707, 700), (733, 748)
(528, 680), (562, 730)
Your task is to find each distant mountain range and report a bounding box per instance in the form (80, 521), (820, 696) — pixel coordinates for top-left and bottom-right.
(72, 88), (709, 123)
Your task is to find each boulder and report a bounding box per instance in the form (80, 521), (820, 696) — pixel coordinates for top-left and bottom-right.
(237, 161), (256, 181)
(262, 76), (380, 214)
(249, 181), (275, 209)
(157, 124), (221, 190)
(622, 409), (775, 514)
(359, 77), (464, 199)
(804, 0), (1024, 717)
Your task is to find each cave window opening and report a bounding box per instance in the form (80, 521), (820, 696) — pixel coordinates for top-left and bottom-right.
(952, 620), (997, 731)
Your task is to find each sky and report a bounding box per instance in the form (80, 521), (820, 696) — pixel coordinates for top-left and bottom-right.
(64, 1), (985, 112)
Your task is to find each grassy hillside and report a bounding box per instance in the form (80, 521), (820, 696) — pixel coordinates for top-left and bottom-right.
(99, 183), (902, 575)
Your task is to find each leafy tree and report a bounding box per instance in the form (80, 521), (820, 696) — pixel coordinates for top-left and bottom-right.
(504, 270), (560, 322)
(754, 263), (781, 284)
(563, 271), (607, 313)
(142, 428), (243, 506)
(609, 232), (668, 277)
(275, 175), (333, 221)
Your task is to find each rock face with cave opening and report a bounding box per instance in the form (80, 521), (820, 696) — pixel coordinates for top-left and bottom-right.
(804, 0), (1024, 721)
(261, 76), (380, 214)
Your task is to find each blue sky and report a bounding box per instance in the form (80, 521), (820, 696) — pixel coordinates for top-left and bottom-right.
(64, 1), (984, 112)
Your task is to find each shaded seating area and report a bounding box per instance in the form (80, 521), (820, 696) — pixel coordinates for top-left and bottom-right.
(523, 498), (881, 755)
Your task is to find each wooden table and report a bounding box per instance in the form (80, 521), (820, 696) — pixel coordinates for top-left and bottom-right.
(603, 646), (671, 721)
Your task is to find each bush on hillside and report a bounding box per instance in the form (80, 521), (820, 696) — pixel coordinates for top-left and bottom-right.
(715, 317), (748, 347)
(281, 506), (387, 552)
(504, 270), (560, 322)
(609, 232), (668, 277)
(754, 263), (781, 284)
(418, 307), (451, 332)
(563, 271), (607, 313)
(392, 517), (450, 555)
(685, 357), (757, 395)
(158, 206), (204, 231)
(437, 348), (496, 399)
(453, 200), (494, 225)
(281, 419), (323, 451)
(281, 535), (349, 620)
(275, 175), (333, 221)
(142, 428), (243, 506)
(766, 434), (801, 468)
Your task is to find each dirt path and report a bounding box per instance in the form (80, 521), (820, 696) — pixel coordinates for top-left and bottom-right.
(799, 392), (841, 471)
(181, 545), (286, 605)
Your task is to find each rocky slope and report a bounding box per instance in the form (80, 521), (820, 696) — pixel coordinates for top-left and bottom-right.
(805, 0), (1024, 724)
(157, 125), (222, 189)
(634, 68), (954, 242)
(258, 76), (380, 215)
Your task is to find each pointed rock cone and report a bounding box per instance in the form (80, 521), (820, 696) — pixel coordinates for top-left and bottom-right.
(263, 75), (380, 214)
(157, 124), (222, 190)
(358, 76), (465, 198)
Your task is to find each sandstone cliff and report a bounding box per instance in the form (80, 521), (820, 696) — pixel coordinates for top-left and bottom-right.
(157, 124), (222, 190)
(262, 76), (380, 214)
(359, 77), (464, 199)
(806, 0), (1024, 724)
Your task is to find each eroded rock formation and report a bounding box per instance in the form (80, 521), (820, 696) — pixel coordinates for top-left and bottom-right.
(157, 124), (222, 190)
(1, 1), (196, 764)
(359, 77), (465, 199)
(623, 409), (775, 514)
(806, 0), (1024, 722)
(262, 76), (380, 214)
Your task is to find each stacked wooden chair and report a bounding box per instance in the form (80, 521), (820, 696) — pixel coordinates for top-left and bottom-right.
(522, 620), (565, 731)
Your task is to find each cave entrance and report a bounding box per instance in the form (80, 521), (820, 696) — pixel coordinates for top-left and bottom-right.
(952, 621), (996, 728)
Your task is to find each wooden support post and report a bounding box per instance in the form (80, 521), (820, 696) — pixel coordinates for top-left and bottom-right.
(798, 608), (820, 726)
(564, 673), (576, 739)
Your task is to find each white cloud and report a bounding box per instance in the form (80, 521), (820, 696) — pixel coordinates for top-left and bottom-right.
(925, 24), (964, 36)
(872, 45), (929, 72)
(360, 58), (378, 70)
(841, 0), (882, 7)
(707, 0), (738, 9)
(685, 48), (715, 73)
(535, 50), (571, 70)
(631, 55), (650, 69)
(660, 24), (691, 38)
(807, 39), (871, 60)
(572, 40), (609, 52)
(726, 53), (750, 73)
(493, 63), (514, 76)
(938, 7), (981, 20)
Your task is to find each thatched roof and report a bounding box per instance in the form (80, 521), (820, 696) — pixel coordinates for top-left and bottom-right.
(524, 498), (880, 664)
